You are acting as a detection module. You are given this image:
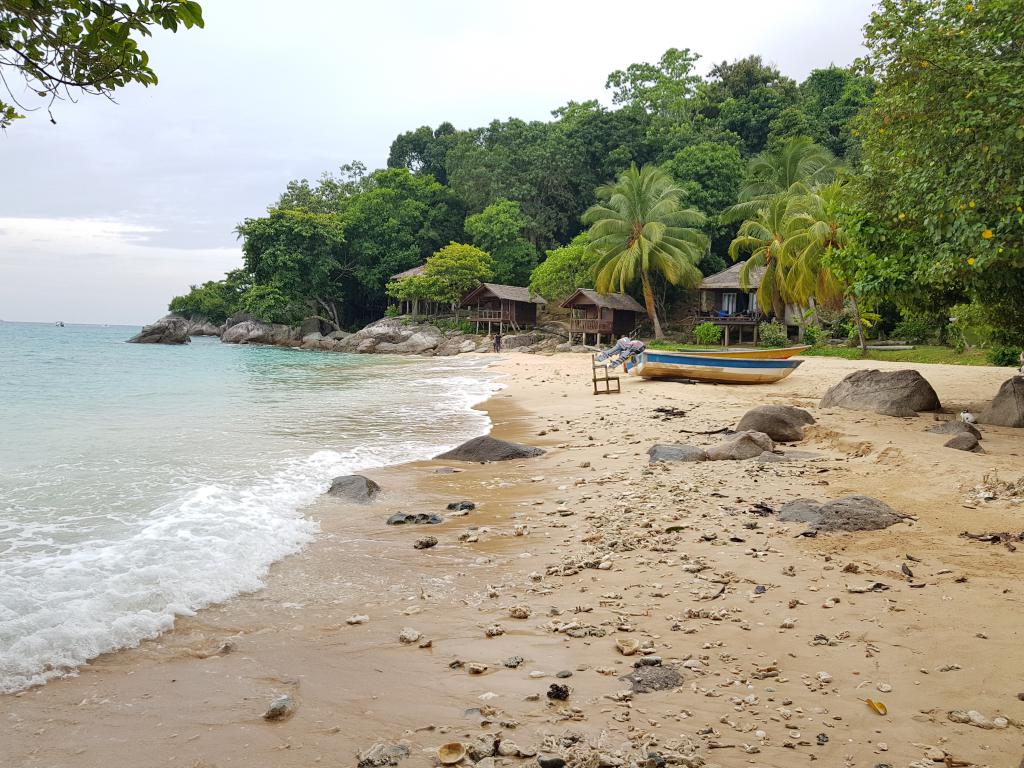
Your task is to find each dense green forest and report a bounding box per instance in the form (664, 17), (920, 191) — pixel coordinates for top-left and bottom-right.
(170, 0), (1024, 355)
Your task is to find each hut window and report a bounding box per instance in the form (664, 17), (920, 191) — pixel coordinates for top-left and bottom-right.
(722, 292), (737, 314)
(749, 292), (758, 313)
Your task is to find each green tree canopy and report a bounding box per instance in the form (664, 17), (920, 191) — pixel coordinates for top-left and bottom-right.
(464, 199), (538, 286)
(168, 268), (249, 323)
(528, 234), (599, 302)
(584, 163), (709, 338)
(0, 0), (204, 128)
(387, 242), (493, 307)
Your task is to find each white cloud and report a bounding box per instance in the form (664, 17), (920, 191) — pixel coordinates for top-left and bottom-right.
(0, 218), (241, 325)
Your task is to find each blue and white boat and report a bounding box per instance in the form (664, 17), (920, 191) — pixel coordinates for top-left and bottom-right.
(625, 350), (803, 384)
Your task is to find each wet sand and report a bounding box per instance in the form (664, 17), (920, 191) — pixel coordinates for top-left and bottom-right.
(4, 354), (1023, 768)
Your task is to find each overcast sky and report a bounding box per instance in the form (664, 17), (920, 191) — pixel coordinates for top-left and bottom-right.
(0, 0), (876, 325)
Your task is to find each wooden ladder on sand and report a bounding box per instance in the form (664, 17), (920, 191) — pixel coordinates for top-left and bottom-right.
(592, 355), (620, 395)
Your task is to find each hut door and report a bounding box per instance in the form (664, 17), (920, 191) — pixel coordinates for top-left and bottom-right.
(722, 293), (737, 315)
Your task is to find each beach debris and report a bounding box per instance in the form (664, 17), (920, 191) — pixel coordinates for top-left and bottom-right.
(357, 741), (411, 768)
(616, 638), (640, 656)
(509, 604), (532, 619)
(447, 501), (476, 511)
(437, 742), (467, 765)
(819, 368), (941, 416)
(513, 524), (529, 536)
(705, 430), (775, 461)
(503, 656), (524, 668)
(466, 662), (489, 675)
(979, 375), (1024, 427)
(485, 624), (506, 637)
(434, 435), (545, 463)
(546, 683), (570, 700)
(413, 536), (438, 549)
(326, 474), (381, 503)
(537, 755), (567, 768)
(901, 562), (914, 578)
(865, 699), (887, 715)
(944, 433), (984, 453)
(647, 443), (707, 463)
(736, 405), (814, 442)
(622, 663), (683, 693)
(947, 709), (1009, 729)
(346, 614), (369, 625)
(398, 627), (422, 644)
(778, 495), (904, 532)
(960, 530), (1023, 551)
(386, 512), (443, 526)
(262, 694), (296, 721)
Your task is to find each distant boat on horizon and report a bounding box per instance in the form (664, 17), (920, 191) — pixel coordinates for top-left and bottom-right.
(55, 321), (65, 327)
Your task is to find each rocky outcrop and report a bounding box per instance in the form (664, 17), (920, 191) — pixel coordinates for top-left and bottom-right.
(979, 376), (1024, 428)
(221, 318), (301, 346)
(435, 435), (545, 463)
(705, 430), (775, 461)
(736, 405), (815, 442)
(187, 319), (222, 337)
(647, 444), (708, 463)
(819, 369), (941, 417)
(127, 315), (191, 344)
(326, 475), (381, 503)
(336, 318), (445, 355)
(778, 495), (904, 532)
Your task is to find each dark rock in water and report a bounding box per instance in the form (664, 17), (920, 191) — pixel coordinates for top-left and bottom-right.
(926, 420), (982, 439)
(980, 376), (1024, 427)
(546, 683), (570, 700)
(537, 756), (566, 768)
(621, 664), (683, 693)
(705, 430), (774, 461)
(413, 536), (438, 549)
(434, 435), (545, 463)
(357, 741), (412, 768)
(447, 500), (476, 511)
(386, 512), (443, 526)
(262, 694), (296, 720)
(127, 315), (191, 344)
(327, 475), (381, 503)
(779, 495), (903, 533)
(820, 369), (941, 416)
(647, 443), (707, 463)
(736, 405), (815, 442)
(944, 433), (984, 453)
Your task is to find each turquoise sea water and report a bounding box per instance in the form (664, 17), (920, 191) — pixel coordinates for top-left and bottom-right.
(0, 322), (499, 692)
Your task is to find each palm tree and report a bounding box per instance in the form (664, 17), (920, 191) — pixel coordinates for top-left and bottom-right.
(727, 195), (803, 321)
(723, 136), (838, 223)
(583, 164), (708, 339)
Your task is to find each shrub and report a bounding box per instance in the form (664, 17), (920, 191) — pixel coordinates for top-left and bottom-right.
(758, 321), (788, 348)
(384, 304), (401, 317)
(803, 325), (824, 346)
(987, 345), (1022, 367)
(892, 316), (934, 345)
(693, 321), (723, 346)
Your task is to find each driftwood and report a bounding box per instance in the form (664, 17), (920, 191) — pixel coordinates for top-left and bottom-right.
(960, 530), (1024, 552)
(677, 427), (731, 435)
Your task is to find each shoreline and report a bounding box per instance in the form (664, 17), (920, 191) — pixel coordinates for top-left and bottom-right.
(5, 353), (1024, 768)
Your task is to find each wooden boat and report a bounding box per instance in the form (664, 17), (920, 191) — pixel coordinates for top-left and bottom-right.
(674, 345), (809, 360)
(626, 351), (803, 384)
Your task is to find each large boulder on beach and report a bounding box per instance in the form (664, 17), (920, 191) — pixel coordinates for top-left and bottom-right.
(736, 405), (814, 442)
(925, 420), (982, 439)
(648, 443), (708, 463)
(979, 376), (1024, 428)
(819, 369), (940, 417)
(222, 319), (300, 346)
(435, 435), (545, 462)
(327, 475), (381, 503)
(337, 318), (444, 355)
(127, 315), (191, 344)
(779, 494), (903, 532)
(705, 430), (775, 461)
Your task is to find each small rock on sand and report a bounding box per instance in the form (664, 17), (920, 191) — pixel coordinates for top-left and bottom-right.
(705, 430), (774, 461)
(925, 420), (982, 439)
(736, 405), (814, 442)
(621, 664), (683, 693)
(647, 443), (707, 463)
(346, 614), (369, 625)
(263, 694), (296, 721)
(509, 604), (531, 619)
(434, 436), (545, 463)
(414, 536), (438, 549)
(778, 495), (903, 532)
(357, 741), (411, 768)
(398, 627), (421, 644)
(944, 432), (984, 453)
(326, 475), (381, 503)
(447, 500), (476, 511)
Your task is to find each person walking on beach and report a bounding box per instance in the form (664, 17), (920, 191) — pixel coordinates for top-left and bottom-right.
(493, 330), (503, 353)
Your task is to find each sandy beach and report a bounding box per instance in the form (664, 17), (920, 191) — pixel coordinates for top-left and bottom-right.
(4, 353), (1023, 768)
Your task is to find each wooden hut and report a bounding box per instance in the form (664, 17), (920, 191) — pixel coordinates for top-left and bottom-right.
(461, 283), (546, 333)
(560, 289), (645, 345)
(388, 265), (447, 316)
(696, 262), (803, 343)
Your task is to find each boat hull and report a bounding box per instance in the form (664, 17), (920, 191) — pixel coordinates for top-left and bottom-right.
(627, 352), (803, 384)
(673, 345), (809, 360)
